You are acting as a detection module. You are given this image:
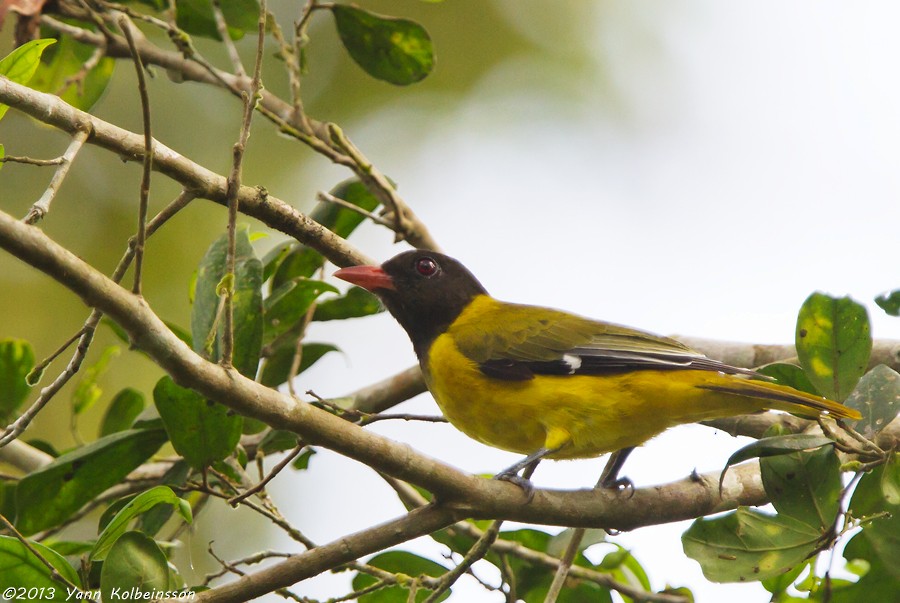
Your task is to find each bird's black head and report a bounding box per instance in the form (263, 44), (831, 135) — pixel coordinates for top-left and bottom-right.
(334, 250), (488, 358)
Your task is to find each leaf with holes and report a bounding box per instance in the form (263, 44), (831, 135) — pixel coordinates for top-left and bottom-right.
(683, 508), (823, 583)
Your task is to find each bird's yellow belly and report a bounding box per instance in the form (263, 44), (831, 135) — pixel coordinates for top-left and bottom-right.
(424, 334), (762, 459)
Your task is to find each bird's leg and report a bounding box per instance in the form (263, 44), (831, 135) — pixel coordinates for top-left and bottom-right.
(598, 447), (635, 495)
(493, 446), (561, 501)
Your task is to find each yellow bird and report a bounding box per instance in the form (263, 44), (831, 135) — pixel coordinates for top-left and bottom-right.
(335, 250), (860, 488)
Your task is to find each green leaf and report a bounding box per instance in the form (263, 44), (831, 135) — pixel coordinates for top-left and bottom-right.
(875, 289), (900, 317)
(260, 342), (339, 387)
(153, 376), (242, 470)
(760, 445), (841, 529)
(273, 179), (381, 287)
(72, 345), (119, 415)
(137, 461), (191, 537)
(845, 454), (900, 580)
(724, 434), (834, 473)
(331, 5), (434, 85)
(30, 31), (114, 112)
(43, 540), (95, 557)
(0, 143), (5, 171)
(100, 388), (145, 436)
(313, 286), (384, 321)
(757, 363), (820, 396)
(191, 226), (263, 378)
(262, 240), (294, 282)
(258, 429), (299, 455)
(352, 551), (449, 602)
(833, 504), (898, 601)
(291, 448), (316, 471)
(15, 427), (167, 535)
(175, 0), (260, 40)
(263, 278), (338, 345)
(682, 508), (823, 582)
(91, 486), (191, 561)
(843, 365), (900, 438)
(0, 535), (81, 595)
(0, 338), (35, 423)
(603, 545), (652, 592)
(100, 531), (169, 601)
(0, 39), (56, 121)
(795, 292), (871, 400)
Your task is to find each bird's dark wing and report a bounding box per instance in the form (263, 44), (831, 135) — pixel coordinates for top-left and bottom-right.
(450, 301), (758, 381)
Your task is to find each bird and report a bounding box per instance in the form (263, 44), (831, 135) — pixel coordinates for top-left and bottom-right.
(334, 250), (861, 491)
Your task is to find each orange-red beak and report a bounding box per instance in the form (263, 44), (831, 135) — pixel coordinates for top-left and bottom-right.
(334, 265), (396, 292)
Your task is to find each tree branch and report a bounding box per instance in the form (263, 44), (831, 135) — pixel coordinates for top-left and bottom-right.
(0, 77), (373, 269)
(41, 9), (440, 250)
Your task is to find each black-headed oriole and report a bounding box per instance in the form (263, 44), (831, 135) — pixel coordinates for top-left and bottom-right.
(335, 250), (861, 486)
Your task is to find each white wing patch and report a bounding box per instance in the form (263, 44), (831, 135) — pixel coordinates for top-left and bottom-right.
(562, 354), (582, 374)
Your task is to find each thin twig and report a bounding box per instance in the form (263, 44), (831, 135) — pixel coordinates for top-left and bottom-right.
(22, 129), (90, 224)
(212, 0), (246, 76)
(204, 549), (293, 583)
(206, 543), (303, 601)
(227, 444), (305, 506)
(58, 41), (107, 98)
(184, 476), (316, 549)
(286, 287), (321, 397)
(119, 15), (153, 297)
(317, 190), (394, 228)
(222, 0), (267, 368)
(0, 155), (66, 166)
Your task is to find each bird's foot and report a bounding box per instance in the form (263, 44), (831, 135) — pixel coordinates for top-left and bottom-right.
(600, 474), (635, 498)
(493, 470), (536, 503)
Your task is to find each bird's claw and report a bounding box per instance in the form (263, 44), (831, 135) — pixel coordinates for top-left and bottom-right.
(494, 471), (536, 502)
(601, 475), (635, 498)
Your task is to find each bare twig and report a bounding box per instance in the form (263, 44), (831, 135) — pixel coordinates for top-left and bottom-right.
(212, 0), (247, 76)
(317, 190), (393, 228)
(227, 444), (306, 506)
(58, 41), (107, 98)
(0, 155), (66, 166)
(22, 129), (90, 224)
(119, 15), (153, 297)
(223, 0), (265, 368)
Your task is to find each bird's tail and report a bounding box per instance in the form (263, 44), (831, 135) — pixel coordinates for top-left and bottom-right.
(698, 379), (862, 420)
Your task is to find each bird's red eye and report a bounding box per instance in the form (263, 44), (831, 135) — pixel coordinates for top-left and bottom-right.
(415, 257), (439, 277)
